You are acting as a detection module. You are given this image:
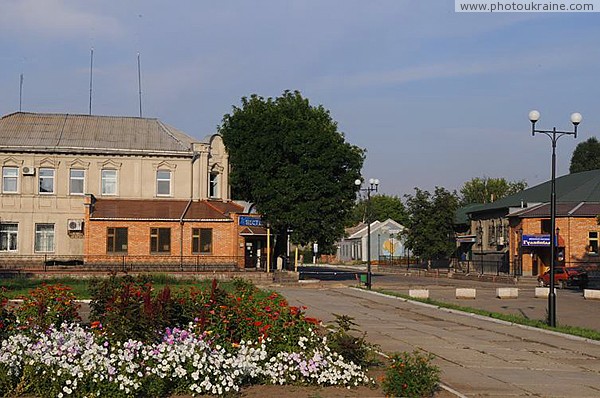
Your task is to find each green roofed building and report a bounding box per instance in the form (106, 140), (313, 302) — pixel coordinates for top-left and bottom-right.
(456, 169), (600, 277)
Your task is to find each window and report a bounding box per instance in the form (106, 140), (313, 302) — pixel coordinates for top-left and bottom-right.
(107, 227), (128, 253)
(156, 170), (171, 196)
(38, 168), (55, 194)
(589, 232), (598, 254)
(192, 228), (212, 254)
(69, 169), (85, 195)
(209, 172), (219, 198)
(101, 169), (117, 195)
(0, 223), (18, 252)
(2, 167), (18, 193)
(35, 224), (55, 252)
(150, 228), (170, 253)
(541, 219), (551, 234)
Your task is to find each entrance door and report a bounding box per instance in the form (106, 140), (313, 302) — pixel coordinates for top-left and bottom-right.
(532, 254), (539, 276)
(245, 241), (257, 268)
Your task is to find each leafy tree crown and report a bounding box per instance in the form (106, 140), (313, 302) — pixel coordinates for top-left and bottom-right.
(219, 90), (364, 253)
(570, 137), (600, 174)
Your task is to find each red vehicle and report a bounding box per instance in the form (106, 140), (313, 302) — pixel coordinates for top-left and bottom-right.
(537, 266), (588, 289)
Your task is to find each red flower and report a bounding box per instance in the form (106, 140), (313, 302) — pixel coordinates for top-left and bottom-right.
(90, 321), (102, 329)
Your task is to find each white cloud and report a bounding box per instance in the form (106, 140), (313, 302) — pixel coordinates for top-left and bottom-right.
(0, 0), (122, 39)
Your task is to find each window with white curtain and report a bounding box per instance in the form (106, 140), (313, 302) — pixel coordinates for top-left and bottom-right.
(35, 224), (55, 252)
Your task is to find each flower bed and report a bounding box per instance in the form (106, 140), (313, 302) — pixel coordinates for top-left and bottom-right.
(0, 276), (373, 397)
(0, 323), (370, 397)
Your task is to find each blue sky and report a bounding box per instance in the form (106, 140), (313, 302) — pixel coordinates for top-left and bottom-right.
(1, 1), (599, 197)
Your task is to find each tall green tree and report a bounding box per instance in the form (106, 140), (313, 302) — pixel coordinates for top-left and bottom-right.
(219, 91), (364, 254)
(404, 187), (459, 261)
(459, 177), (527, 206)
(347, 194), (408, 227)
(570, 137), (600, 173)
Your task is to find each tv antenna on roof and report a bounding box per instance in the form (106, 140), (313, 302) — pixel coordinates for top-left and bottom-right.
(89, 48), (94, 115)
(19, 73), (23, 111)
(137, 52), (143, 117)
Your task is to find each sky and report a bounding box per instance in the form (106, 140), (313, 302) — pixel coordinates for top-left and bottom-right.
(1, 1), (599, 198)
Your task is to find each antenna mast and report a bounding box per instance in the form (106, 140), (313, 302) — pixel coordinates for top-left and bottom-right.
(89, 48), (94, 115)
(19, 74), (23, 112)
(137, 52), (143, 117)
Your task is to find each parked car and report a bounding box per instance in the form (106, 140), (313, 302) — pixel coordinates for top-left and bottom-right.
(537, 266), (589, 289)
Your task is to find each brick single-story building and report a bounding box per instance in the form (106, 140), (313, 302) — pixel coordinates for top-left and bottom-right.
(508, 202), (600, 276)
(84, 196), (267, 269)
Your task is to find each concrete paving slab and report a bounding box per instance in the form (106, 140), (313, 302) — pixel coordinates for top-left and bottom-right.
(272, 284), (600, 397)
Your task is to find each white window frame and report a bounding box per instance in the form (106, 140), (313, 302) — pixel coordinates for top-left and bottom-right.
(38, 168), (55, 194)
(2, 166), (18, 194)
(101, 169), (118, 196)
(156, 170), (172, 196)
(69, 169), (85, 195)
(0, 223), (18, 252)
(34, 223), (55, 253)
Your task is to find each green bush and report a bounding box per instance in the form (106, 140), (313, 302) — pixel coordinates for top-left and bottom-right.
(14, 284), (80, 332)
(382, 351), (440, 398)
(89, 273), (187, 343)
(0, 289), (16, 340)
(88, 275), (317, 350)
(191, 278), (317, 354)
(326, 314), (380, 367)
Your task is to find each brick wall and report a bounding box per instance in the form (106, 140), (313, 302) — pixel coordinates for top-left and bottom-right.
(84, 217), (245, 268)
(511, 216), (600, 276)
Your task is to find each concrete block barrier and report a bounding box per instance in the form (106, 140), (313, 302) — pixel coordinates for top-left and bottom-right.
(584, 289), (600, 300)
(535, 287), (556, 298)
(456, 288), (476, 299)
(409, 289), (429, 299)
(496, 287), (518, 299)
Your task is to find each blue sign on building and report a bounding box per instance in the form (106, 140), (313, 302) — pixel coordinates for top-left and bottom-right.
(522, 234), (551, 246)
(239, 216), (263, 227)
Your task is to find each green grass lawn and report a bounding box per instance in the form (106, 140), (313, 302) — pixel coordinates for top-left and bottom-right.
(376, 289), (600, 341)
(0, 275), (214, 299)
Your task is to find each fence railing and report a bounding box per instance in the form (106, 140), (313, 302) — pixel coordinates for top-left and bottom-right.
(376, 256), (421, 267)
(451, 258), (512, 275)
(0, 254), (245, 273)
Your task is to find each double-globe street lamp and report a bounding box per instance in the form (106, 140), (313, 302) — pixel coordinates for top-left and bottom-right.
(355, 178), (379, 290)
(529, 110), (582, 327)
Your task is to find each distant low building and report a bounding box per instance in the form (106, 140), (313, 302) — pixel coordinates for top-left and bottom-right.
(337, 218), (407, 264)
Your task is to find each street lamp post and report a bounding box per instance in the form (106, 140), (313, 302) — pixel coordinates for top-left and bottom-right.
(355, 178), (379, 290)
(529, 109), (581, 327)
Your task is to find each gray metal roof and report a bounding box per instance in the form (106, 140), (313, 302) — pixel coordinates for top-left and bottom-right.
(0, 112), (199, 156)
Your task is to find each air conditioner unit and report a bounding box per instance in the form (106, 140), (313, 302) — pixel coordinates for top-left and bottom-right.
(22, 166), (35, 175)
(67, 219), (83, 232)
